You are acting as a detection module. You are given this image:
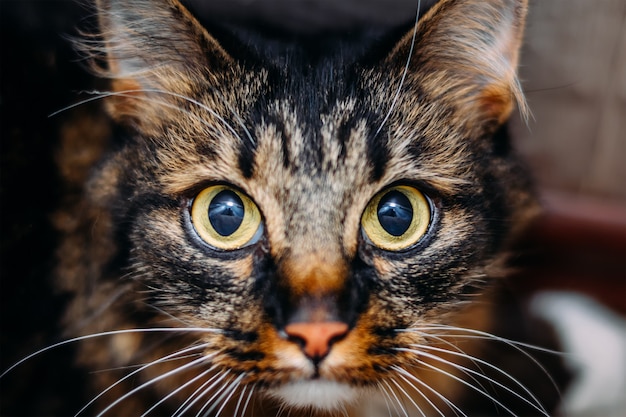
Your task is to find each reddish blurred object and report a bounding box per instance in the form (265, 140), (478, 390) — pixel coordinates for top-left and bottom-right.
(513, 190), (626, 314)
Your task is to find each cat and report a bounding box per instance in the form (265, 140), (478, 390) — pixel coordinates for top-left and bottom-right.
(1, 0), (568, 415)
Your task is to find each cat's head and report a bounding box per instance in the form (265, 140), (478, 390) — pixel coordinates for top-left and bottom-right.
(86, 0), (534, 412)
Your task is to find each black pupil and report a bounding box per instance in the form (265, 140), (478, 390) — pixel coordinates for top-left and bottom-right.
(377, 190), (413, 236)
(208, 190), (245, 236)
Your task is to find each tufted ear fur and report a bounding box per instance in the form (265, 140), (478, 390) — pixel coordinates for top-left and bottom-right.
(388, 0), (528, 127)
(88, 0), (234, 131)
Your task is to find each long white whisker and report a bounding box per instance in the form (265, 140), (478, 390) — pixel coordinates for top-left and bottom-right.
(374, 0), (421, 138)
(140, 366), (216, 417)
(91, 351), (202, 374)
(107, 88), (244, 143)
(50, 88), (247, 147)
(275, 396), (289, 417)
(196, 371), (233, 417)
(233, 374), (248, 417)
(408, 324), (563, 394)
(174, 369), (231, 417)
(405, 325), (564, 355)
(387, 376), (427, 417)
(96, 355), (209, 417)
(377, 382), (393, 417)
(144, 303), (199, 328)
(72, 90), (225, 139)
(400, 351), (519, 416)
(172, 368), (224, 417)
(381, 377), (409, 417)
(77, 343), (210, 416)
(413, 343), (548, 415)
(401, 327), (480, 363)
(48, 92), (116, 117)
(231, 381), (249, 417)
(213, 91), (255, 146)
(139, 88), (247, 145)
(392, 365), (467, 417)
(403, 329), (493, 395)
(124, 89), (242, 140)
(1, 328), (220, 379)
(202, 373), (240, 416)
(213, 373), (247, 417)
(376, 381), (396, 417)
(239, 384), (255, 417)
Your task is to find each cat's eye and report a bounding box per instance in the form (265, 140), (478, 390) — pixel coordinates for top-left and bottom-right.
(361, 185), (431, 251)
(190, 185), (262, 250)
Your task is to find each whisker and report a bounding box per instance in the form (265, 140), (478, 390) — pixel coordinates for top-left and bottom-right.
(387, 376), (428, 417)
(403, 329), (491, 388)
(398, 328), (493, 397)
(96, 355), (210, 417)
(401, 352), (519, 416)
(92, 351), (204, 374)
(196, 371), (233, 417)
(411, 343), (548, 415)
(381, 377), (409, 417)
(48, 91), (117, 117)
(143, 303), (198, 329)
(376, 381), (396, 417)
(213, 91), (255, 146)
(49, 88), (246, 147)
(374, 0), (421, 138)
(172, 368), (226, 417)
(408, 324), (564, 395)
(201, 373), (240, 417)
(405, 325), (564, 355)
(140, 366), (216, 417)
(213, 373), (247, 417)
(173, 369), (231, 417)
(275, 400), (288, 417)
(1, 328), (221, 379)
(77, 344), (210, 416)
(391, 365), (466, 417)
(127, 88), (245, 143)
(74, 90), (225, 138)
(238, 384), (255, 417)
(232, 384), (248, 417)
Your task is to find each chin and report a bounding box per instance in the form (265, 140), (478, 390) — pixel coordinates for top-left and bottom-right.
(268, 379), (362, 411)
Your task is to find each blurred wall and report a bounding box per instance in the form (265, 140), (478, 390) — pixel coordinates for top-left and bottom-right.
(512, 0), (626, 202)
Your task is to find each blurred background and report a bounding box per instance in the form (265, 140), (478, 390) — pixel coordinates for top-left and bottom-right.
(1, 0), (624, 416)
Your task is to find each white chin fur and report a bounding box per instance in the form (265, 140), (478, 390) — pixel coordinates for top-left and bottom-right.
(269, 379), (361, 411)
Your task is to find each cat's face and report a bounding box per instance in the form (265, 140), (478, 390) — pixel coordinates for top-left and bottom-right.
(79, 0), (537, 413)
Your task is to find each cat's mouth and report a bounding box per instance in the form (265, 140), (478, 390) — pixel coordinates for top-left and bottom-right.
(257, 328), (367, 410)
(268, 379), (362, 411)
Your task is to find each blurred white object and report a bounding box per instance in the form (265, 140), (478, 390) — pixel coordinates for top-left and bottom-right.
(531, 291), (626, 417)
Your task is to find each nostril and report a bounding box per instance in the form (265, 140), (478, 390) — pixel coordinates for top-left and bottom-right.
(285, 331), (307, 350)
(284, 322), (349, 362)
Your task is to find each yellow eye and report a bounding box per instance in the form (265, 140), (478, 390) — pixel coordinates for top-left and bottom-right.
(190, 185), (262, 250)
(361, 185), (431, 251)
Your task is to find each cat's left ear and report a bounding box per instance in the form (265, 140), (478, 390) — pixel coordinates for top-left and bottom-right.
(89, 0), (235, 131)
(387, 0), (528, 126)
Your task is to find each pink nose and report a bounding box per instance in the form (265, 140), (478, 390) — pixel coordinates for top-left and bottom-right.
(284, 322), (349, 360)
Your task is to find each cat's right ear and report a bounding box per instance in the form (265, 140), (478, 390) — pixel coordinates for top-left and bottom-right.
(87, 0), (234, 131)
(385, 0), (528, 129)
